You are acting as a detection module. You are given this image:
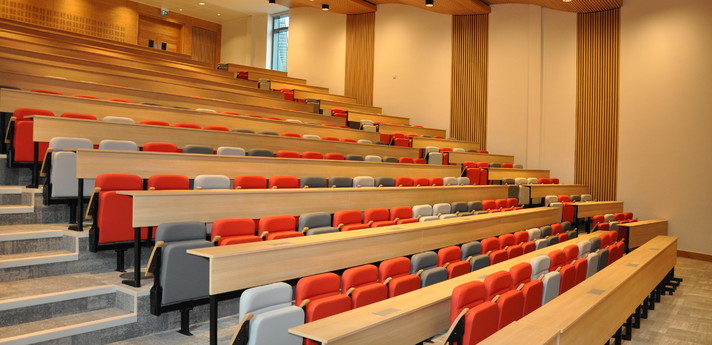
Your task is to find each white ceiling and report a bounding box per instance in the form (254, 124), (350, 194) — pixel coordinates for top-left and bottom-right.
(132, 0), (288, 23)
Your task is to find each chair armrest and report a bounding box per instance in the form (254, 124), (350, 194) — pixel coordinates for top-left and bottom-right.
(145, 241), (165, 276)
(84, 187), (102, 219)
(230, 313), (254, 345)
(212, 236), (221, 246)
(433, 307), (469, 345)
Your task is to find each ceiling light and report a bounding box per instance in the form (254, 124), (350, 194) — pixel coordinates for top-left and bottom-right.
(198, 2), (205, 5)
(322, 4), (329, 11)
(563, 0), (573, 2)
(425, 0), (434, 7)
(217, 13), (221, 16)
(269, 0), (276, 3)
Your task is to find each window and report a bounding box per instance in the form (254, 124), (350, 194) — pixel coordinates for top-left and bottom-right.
(272, 13), (289, 72)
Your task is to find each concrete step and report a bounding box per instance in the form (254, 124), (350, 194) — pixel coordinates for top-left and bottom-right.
(0, 250), (78, 269)
(0, 224), (69, 256)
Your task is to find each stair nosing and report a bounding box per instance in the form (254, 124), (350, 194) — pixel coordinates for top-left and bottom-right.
(0, 230), (65, 241)
(0, 251), (78, 269)
(0, 285), (117, 311)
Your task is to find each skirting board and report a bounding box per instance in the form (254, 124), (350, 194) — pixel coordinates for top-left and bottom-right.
(677, 250), (712, 262)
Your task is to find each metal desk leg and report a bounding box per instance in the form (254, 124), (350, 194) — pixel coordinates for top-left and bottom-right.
(210, 295), (218, 345)
(121, 227), (141, 287)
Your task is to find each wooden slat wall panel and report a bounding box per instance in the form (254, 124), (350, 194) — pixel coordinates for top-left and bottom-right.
(191, 26), (217, 65)
(451, 14), (488, 147)
(486, 0), (621, 13)
(345, 12), (375, 106)
(576, 8), (619, 201)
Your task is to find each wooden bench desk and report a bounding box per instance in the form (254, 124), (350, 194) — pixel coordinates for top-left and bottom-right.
(377, 123), (447, 138)
(480, 235), (677, 345)
(487, 168), (550, 181)
(525, 184), (590, 199)
(269, 80), (330, 94)
(411, 137), (480, 151)
(618, 220), (668, 250)
(447, 151), (515, 165)
(569, 201), (625, 232)
(186, 207), (560, 345)
(294, 90), (359, 105)
(288, 231), (604, 345)
(347, 111), (410, 126)
(245, 72), (308, 86)
(320, 99), (383, 115)
(222, 63), (291, 79)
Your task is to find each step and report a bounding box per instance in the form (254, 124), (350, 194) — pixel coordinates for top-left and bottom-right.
(0, 250), (78, 269)
(0, 224), (71, 256)
(0, 205), (34, 215)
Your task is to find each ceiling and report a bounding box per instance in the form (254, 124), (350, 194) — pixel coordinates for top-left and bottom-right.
(132, 0), (623, 22)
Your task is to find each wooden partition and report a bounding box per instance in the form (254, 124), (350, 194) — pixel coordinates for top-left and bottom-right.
(487, 168), (550, 181)
(570, 201), (624, 219)
(31, 116), (418, 158)
(618, 220), (668, 249)
(268, 80), (329, 94)
(447, 151), (514, 164)
(320, 99), (382, 115)
(525, 184), (590, 199)
(294, 90), (358, 105)
(73, 149), (461, 180)
(377, 123), (447, 138)
(411, 137), (480, 151)
(347, 111), (410, 125)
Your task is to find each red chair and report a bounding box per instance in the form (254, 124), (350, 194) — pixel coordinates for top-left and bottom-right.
(548, 250), (567, 271)
(342, 264), (388, 308)
(414, 177), (430, 187)
(147, 174), (189, 190)
(258, 214), (303, 240)
(31, 89), (62, 95)
(623, 212), (634, 220)
(392, 138), (410, 147)
(414, 158), (427, 164)
(549, 250), (576, 293)
(265, 117), (283, 121)
(574, 256), (588, 285)
(506, 198), (519, 208)
(204, 125), (230, 131)
(498, 234), (516, 249)
(211, 218), (261, 246)
(506, 245), (523, 259)
(276, 150), (301, 158)
(364, 208), (395, 228)
(139, 119), (170, 126)
(449, 281), (499, 345)
(234, 175), (267, 189)
(592, 215), (605, 230)
(558, 195), (571, 203)
(268, 175), (300, 189)
(514, 231), (529, 245)
(429, 177), (444, 186)
(379, 257), (420, 297)
(142, 142), (178, 153)
(398, 157), (414, 164)
(551, 223), (563, 235)
(389, 206), (419, 224)
(340, 138), (357, 143)
(551, 178), (560, 184)
(71, 94), (99, 99)
(522, 241), (536, 254)
(494, 199), (508, 209)
(333, 210), (370, 231)
(322, 136), (340, 141)
(221, 111), (241, 115)
(437, 246), (471, 279)
(107, 98), (132, 103)
(325, 153), (345, 160)
(174, 122), (201, 129)
(538, 178), (551, 184)
(557, 232), (569, 243)
(482, 200), (497, 211)
(481, 237), (500, 255)
(484, 271), (524, 329)
(281, 132), (301, 137)
(509, 263), (543, 316)
(501, 163), (513, 168)
(395, 176), (414, 187)
(296, 273), (351, 345)
(302, 151), (324, 159)
(61, 112), (97, 120)
(7, 108), (54, 166)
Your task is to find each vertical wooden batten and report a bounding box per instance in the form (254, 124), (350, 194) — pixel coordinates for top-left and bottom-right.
(345, 12), (375, 106)
(576, 8), (620, 201)
(451, 14), (488, 147)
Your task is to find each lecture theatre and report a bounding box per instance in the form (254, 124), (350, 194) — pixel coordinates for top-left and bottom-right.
(0, 0), (709, 344)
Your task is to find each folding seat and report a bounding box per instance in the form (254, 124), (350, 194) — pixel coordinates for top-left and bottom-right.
(570, 194), (582, 202)
(99, 139), (138, 151)
(173, 122), (201, 129)
(258, 214), (303, 240)
(102, 116), (135, 123)
(482, 200), (497, 211)
(211, 218), (261, 245)
(623, 212), (634, 220)
(551, 178), (560, 184)
(147, 174), (190, 191)
(285, 119), (303, 124)
(426, 152), (443, 165)
(395, 176), (414, 187)
(333, 210), (369, 231)
(248, 148), (275, 157)
(233, 128), (256, 134)
(557, 232), (569, 243)
(484, 271), (524, 329)
(447, 281), (499, 345)
(414, 177), (431, 187)
(544, 195), (558, 207)
(468, 200), (483, 213)
(604, 213), (616, 223)
(343, 138), (360, 143)
(342, 264), (388, 308)
(143, 142), (178, 153)
(522, 242), (536, 254)
(490, 162), (502, 168)
(194, 175), (230, 190)
(328, 176), (353, 188)
(481, 237), (500, 255)
(527, 177), (539, 184)
(353, 176), (375, 187)
(300, 176), (327, 188)
(390, 206), (419, 224)
(495, 198), (509, 209)
(586, 251), (600, 278)
(412, 204), (438, 222)
(6, 108), (55, 167)
(269, 175), (299, 189)
(535, 239), (548, 250)
(501, 163), (514, 168)
(597, 248), (609, 271)
(196, 108), (217, 113)
(45, 137), (95, 202)
(513, 231), (529, 245)
(302, 134), (321, 140)
(146, 222), (212, 334)
(410, 251), (448, 287)
(358, 139), (374, 145)
(443, 177), (458, 186)
(298, 212), (338, 235)
(540, 225), (553, 238)
(547, 236), (559, 246)
(581, 194), (593, 202)
(379, 257), (421, 297)
(437, 246), (471, 279)
(509, 262), (543, 316)
(106, 98), (132, 103)
(558, 195), (571, 203)
(499, 234), (516, 249)
(591, 215), (605, 230)
(364, 208), (396, 228)
(453, 148), (466, 152)
(548, 250), (576, 294)
(235, 175), (267, 189)
(71, 94), (98, 99)
(182, 145), (214, 154)
(451, 201), (472, 216)
(258, 131), (279, 136)
(429, 177), (444, 186)
(375, 177), (395, 187)
(232, 282), (304, 345)
(529, 255), (561, 305)
(216, 146), (246, 156)
(589, 236), (602, 252)
(281, 132), (301, 138)
(577, 240), (592, 259)
(433, 203), (456, 219)
(456, 176), (471, 186)
(204, 125), (230, 131)
(301, 151), (323, 159)
(507, 245), (524, 259)
(346, 154), (364, 161)
(295, 273), (351, 335)
(221, 111), (242, 116)
(276, 150), (301, 158)
(364, 155), (382, 162)
(325, 153), (345, 160)
(319, 136), (339, 142)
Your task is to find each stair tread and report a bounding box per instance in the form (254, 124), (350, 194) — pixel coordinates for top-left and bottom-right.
(0, 272), (144, 302)
(0, 205), (34, 214)
(0, 249), (74, 261)
(0, 307), (133, 339)
(0, 223), (70, 235)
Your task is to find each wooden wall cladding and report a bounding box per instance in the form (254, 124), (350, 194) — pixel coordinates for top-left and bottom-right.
(191, 26), (218, 65)
(345, 12), (375, 106)
(450, 14), (488, 147)
(575, 8), (620, 201)
(138, 15), (181, 52)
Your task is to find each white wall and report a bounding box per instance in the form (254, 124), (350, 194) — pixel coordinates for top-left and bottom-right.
(288, 7), (346, 95)
(220, 14), (269, 68)
(619, 0), (712, 255)
(487, 4), (576, 179)
(373, 4), (452, 132)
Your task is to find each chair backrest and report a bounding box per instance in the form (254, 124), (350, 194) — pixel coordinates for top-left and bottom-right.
(194, 175), (230, 190)
(410, 251), (448, 287)
(148, 174), (190, 190)
(451, 201), (469, 214)
(364, 208), (392, 227)
(173, 122), (201, 129)
(426, 152), (443, 165)
(509, 262), (532, 287)
(140, 119), (170, 126)
(581, 194), (593, 202)
(342, 264), (387, 308)
(514, 231), (529, 244)
(375, 176), (395, 187)
(204, 125), (230, 131)
(235, 175), (267, 189)
(412, 204), (433, 219)
(300, 176), (327, 188)
(102, 116), (135, 124)
(577, 240), (592, 258)
(302, 134), (321, 140)
(429, 177), (444, 186)
(258, 214), (298, 240)
(364, 155), (382, 162)
(295, 273), (351, 323)
(480, 237), (500, 254)
(211, 218), (261, 246)
(563, 245), (579, 263)
(484, 271), (513, 300)
(398, 157), (415, 164)
(269, 175), (300, 189)
(540, 225), (553, 238)
(450, 281), (487, 323)
(379, 257), (420, 297)
(48, 137), (95, 198)
(325, 153), (345, 160)
(143, 142), (178, 153)
(382, 156), (398, 163)
(526, 228), (542, 241)
(239, 282), (304, 345)
(182, 145), (214, 154)
(586, 252), (600, 278)
(99, 139), (138, 151)
(93, 174), (143, 245)
(328, 176), (353, 188)
(589, 236), (602, 251)
(460, 241), (482, 261)
(414, 177), (430, 187)
(456, 177), (471, 185)
(541, 271), (561, 304)
(301, 151), (324, 159)
(233, 128), (256, 134)
(395, 176), (414, 187)
(432, 203), (451, 216)
(357, 139), (373, 144)
(248, 148), (275, 157)
(346, 154), (364, 161)
(216, 146), (246, 156)
(443, 177), (458, 186)
(298, 212), (338, 235)
(276, 150), (301, 158)
(353, 176), (375, 188)
(61, 112), (97, 120)
(529, 255), (550, 281)
(498, 234), (516, 248)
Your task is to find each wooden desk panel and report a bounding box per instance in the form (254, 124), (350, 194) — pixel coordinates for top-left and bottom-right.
(320, 100), (382, 115)
(619, 220), (668, 249)
(188, 208), (560, 295)
(31, 117), (417, 158)
(294, 90), (358, 105)
(120, 185), (508, 227)
(223, 63), (289, 78)
(269, 80), (329, 94)
(526, 184), (590, 199)
(377, 123), (447, 138)
(246, 72), (308, 86)
(447, 151), (514, 164)
(289, 231), (604, 344)
(571, 201), (624, 218)
(73, 149), (461, 180)
(488, 168), (550, 181)
(347, 111), (410, 125)
(411, 137), (480, 151)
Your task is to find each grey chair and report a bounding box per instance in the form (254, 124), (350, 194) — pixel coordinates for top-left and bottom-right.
(234, 282), (304, 345)
(570, 194), (582, 202)
(526, 228), (542, 241)
(468, 200), (483, 212)
(102, 116), (135, 124)
(194, 175), (231, 190)
(452, 148), (466, 152)
(456, 177), (470, 186)
(424, 146), (439, 154)
(410, 251), (448, 287)
(353, 176), (374, 187)
(302, 134), (321, 140)
(216, 146), (246, 156)
(544, 195), (558, 206)
(561, 221), (573, 231)
(535, 239), (548, 250)
(589, 237), (602, 252)
(383, 156), (398, 163)
(300, 176), (327, 188)
(514, 164), (524, 169)
(490, 162), (502, 168)
(567, 230), (579, 239)
(470, 255), (490, 271)
(285, 119), (303, 124)
(328, 176), (353, 188)
(375, 177), (395, 187)
(361, 124), (377, 132)
(433, 203), (456, 219)
(540, 225), (553, 238)
(581, 194), (593, 202)
(426, 152), (443, 165)
(597, 248), (609, 272)
(364, 155), (382, 162)
(47, 137), (95, 199)
(460, 241), (482, 262)
(346, 154), (364, 161)
(99, 139), (138, 151)
(586, 252), (600, 278)
(451, 202), (472, 216)
(248, 148), (275, 157)
(443, 177), (459, 186)
(182, 145), (214, 154)
(502, 178), (516, 185)
(298, 212), (338, 235)
(541, 272), (561, 304)
(412, 204), (438, 222)
(357, 139), (373, 144)
(547, 236), (559, 246)
(233, 128), (256, 134)
(577, 240), (592, 258)
(258, 130), (278, 136)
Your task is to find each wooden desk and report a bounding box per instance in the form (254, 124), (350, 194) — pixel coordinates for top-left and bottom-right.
(320, 100), (383, 115)
(411, 137), (481, 151)
(246, 72), (308, 86)
(525, 184), (590, 199)
(222, 63), (289, 78)
(73, 149), (461, 180)
(269, 80), (330, 94)
(289, 231), (605, 345)
(487, 168), (550, 181)
(31, 116), (416, 158)
(294, 90), (358, 105)
(480, 235), (677, 345)
(618, 220), (668, 249)
(570, 201), (624, 219)
(447, 151), (514, 165)
(347, 111), (410, 126)
(377, 123), (447, 138)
